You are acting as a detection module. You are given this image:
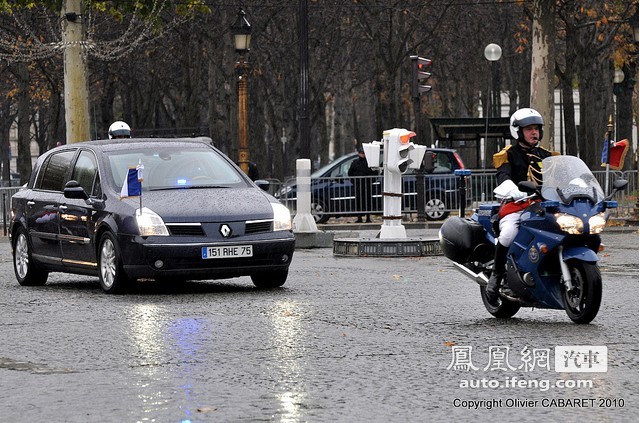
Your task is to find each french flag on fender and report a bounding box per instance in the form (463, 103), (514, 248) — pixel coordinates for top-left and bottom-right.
(120, 160), (144, 198)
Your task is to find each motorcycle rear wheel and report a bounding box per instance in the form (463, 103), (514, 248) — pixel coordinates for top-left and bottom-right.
(563, 261), (602, 324)
(480, 286), (521, 318)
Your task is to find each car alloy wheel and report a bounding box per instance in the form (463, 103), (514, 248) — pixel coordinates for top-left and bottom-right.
(14, 232), (30, 280)
(100, 237), (117, 290)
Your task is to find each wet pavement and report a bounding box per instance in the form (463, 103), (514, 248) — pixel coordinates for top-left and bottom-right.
(0, 228), (637, 422)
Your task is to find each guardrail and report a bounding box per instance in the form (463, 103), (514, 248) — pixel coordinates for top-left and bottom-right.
(272, 169), (638, 222)
(2, 169), (635, 229)
(0, 186), (22, 235)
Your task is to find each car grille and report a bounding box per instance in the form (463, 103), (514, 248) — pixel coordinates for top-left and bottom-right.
(165, 221), (273, 236)
(245, 220), (272, 234)
(166, 223), (205, 236)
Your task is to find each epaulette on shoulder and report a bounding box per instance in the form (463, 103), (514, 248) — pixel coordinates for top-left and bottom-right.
(493, 145), (511, 169)
(536, 146), (560, 156)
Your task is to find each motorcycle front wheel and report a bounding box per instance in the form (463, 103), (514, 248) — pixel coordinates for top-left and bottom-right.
(480, 286), (521, 318)
(563, 261), (602, 324)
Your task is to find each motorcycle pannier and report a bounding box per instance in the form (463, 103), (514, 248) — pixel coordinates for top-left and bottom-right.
(439, 217), (486, 263)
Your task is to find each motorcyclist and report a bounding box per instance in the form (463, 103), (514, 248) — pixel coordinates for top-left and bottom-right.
(108, 121), (131, 139)
(486, 108), (557, 302)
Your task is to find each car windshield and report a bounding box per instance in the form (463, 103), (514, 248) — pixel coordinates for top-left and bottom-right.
(540, 155), (604, 204)
(106, 145), (246, 191)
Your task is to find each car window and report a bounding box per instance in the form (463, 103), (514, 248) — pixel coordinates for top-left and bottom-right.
(328, 158), (355, 178)
(36, 150), (76, 192)
(105, 145), (247, 191)
(433, 152), (453, 174)
(71, 151), (99, 196)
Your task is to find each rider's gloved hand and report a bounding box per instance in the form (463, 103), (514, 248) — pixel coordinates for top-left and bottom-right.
(509, 189), (527, 201)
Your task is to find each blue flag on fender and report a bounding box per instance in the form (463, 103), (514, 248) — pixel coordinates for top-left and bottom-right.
(120, 161), (144, 198)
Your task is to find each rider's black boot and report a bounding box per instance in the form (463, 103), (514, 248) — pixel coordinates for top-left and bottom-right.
(486, 243), (508, 303)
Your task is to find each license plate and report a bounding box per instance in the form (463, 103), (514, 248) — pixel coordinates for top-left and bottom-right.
(201, 245), (253, 259)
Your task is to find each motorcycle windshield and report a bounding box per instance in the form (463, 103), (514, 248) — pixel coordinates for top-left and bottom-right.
(540, 156), (604, 204)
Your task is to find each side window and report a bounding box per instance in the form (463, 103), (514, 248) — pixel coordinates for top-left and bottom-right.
(330, 159), (354, 178)
(433, 152), (453, 174)
(71, 151), (98, 196)
(37, 150), (76, 192)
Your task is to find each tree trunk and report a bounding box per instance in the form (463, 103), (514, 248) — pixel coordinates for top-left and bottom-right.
(577, 59), (613, 169)
(530, 0), (555, 150)
(17, 63), (32, 184)
(62, 0), (91, 143)
(0, 101), (13, 185)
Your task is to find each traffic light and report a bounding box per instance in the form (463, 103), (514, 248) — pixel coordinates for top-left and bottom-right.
(410, 55), (432, 98)
(387, 129), (416, 174)
(362, 141), (383, 169)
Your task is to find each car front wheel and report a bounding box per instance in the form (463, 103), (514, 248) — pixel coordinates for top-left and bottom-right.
(98, 232), (131, 294)
(13, 227), (48, 286)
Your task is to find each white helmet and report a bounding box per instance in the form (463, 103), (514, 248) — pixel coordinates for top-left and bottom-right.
(108, 121), (131, 139)
(509, 108), (543, 142)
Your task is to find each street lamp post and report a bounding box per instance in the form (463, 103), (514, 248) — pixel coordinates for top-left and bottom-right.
(232, 9), (252, 175)
(483, 43), (502, 169)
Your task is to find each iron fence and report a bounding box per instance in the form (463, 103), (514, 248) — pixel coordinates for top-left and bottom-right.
(273, 169), (638, 222)
(1, 169), (635, 229)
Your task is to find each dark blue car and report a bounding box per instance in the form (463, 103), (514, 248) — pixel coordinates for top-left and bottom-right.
(276, 148), (468, 223)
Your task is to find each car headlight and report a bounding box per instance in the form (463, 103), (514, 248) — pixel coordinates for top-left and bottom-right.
(271, 203), (292, 231)
(554, 213), (584, 234)
(136, 207), (169, 236)
(588, 213), (606, 234)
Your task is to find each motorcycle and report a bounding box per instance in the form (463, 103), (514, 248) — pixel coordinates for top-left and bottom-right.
(439, 155), (628, 324)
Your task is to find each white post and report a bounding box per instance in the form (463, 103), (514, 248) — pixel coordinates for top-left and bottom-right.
(292, 158), (319, 233)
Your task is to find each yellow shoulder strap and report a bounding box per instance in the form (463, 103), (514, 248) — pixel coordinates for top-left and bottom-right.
(538, 146), (560, 156)
(493, 145), (511, 169)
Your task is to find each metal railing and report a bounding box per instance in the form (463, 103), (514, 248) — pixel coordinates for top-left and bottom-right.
(1, 169), (635, 229)
(0, 186), (22, 235)
(272, 169), (638, 222)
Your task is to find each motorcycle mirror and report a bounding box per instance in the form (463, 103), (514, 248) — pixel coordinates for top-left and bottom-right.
(605, 179), (629, 201)
(612, 179), (628, 191)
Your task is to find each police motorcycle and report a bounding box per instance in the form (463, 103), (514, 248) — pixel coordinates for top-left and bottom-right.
(439, 155), (628, 324)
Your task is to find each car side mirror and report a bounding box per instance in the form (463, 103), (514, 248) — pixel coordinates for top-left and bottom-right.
(64, 180), (89, 200)
(254, 179), (270, 192)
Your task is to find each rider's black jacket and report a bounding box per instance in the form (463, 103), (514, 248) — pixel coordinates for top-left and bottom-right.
(493, 142), (556, 186)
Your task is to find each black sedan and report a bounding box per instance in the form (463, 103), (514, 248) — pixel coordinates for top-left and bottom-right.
(9, 138), (295, 294)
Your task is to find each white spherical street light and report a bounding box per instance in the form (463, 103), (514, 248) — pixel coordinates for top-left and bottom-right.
(484, 43), (502, 62)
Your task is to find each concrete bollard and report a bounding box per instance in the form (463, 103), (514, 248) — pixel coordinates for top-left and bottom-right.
(292, 159), (319, 233)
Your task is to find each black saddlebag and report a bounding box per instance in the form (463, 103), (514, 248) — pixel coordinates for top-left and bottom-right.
(439, 217), (486, 263)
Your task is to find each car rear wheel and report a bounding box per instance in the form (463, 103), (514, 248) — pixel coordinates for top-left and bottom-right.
(13, 227), (48, 286)
(311, 199), (329, 224)
(425, 196), (449, 221)
(98, 232), (131, 294)
(251, 269), (288, 289)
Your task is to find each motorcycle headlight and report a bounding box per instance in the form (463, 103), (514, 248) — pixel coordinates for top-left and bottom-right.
(588, 213), (606, 234)
(272, 202), (292, 231)
(554, 213), (584, 234)
(136, 207), (169, 236)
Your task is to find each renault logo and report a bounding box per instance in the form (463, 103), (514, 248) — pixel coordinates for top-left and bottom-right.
(219, 224), (232, 238)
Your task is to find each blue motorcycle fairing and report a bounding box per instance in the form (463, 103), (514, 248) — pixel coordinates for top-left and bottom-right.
(562, 246), (599, 264)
